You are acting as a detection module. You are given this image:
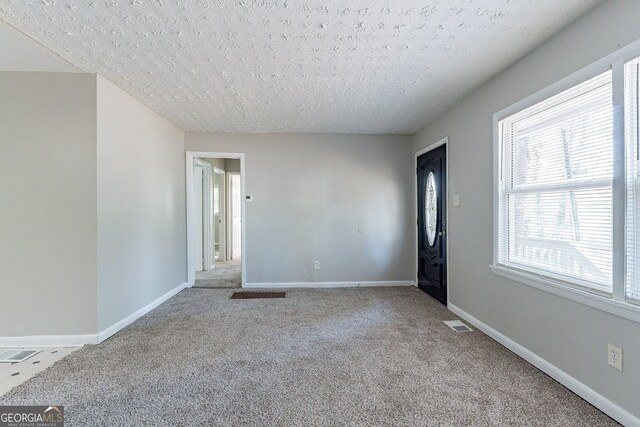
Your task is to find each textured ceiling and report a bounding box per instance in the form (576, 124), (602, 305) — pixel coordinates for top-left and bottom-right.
(0, 0), (599, 133)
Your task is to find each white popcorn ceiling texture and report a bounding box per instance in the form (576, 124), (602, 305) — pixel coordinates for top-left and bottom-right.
(0, 0), (598, 133)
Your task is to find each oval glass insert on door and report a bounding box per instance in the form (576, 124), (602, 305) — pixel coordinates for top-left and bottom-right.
(425, 171), (437, 246)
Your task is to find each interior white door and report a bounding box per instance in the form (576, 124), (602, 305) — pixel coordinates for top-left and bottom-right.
(194, 166), (204, 271)
(230, 173), (242, 259)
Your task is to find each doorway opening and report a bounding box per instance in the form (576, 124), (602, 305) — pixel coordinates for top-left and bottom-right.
(416, 138), (448, 305)
(187, 152), (245, 288)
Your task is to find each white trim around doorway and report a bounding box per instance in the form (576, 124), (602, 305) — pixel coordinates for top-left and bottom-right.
(212, 166), (226, 266)
(226, 171), (241, 261)
(186, 151), (246, 288)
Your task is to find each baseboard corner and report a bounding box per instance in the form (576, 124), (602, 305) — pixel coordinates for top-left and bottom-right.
(96, 281), (188, 343)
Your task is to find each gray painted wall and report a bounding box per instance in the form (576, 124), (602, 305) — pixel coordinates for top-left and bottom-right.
(97, 76), (187, 331)
(201, 157), (239, 173)
(186, 133), (414, 284)
(225, 159), (240, 173)
(413, 0), (640, 418)
(0, 72), (97, 336)
(203, 157), (225, 170)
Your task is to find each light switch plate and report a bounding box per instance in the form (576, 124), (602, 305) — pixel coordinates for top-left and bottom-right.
(453, 195), (460, 206)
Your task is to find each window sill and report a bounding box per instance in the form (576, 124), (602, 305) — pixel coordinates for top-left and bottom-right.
(490, 264), (640, 324)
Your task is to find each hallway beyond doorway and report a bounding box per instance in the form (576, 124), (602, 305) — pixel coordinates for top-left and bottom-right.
(187, 151), (245, 289)
(194, 258), (241, 288)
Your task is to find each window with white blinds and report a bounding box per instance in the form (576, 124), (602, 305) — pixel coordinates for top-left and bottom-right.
(625, 58), (640, 303)
(497, 72), (614, 295)
(494, 48), (640, 320)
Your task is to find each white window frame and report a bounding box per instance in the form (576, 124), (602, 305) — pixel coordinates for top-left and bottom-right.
(492, 40), (640, 324)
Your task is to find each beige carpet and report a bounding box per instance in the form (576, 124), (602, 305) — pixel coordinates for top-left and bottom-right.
(0, 287), (616, 426)
(194, 258), (241, 288)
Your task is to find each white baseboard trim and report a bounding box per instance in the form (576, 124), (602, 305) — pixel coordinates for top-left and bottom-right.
(448, 303), (639, 426)
(96, 281), (188, 343)
(0, 334), (97, 347)
(244, 281), (415, 289)
(0, 282), (188, 348)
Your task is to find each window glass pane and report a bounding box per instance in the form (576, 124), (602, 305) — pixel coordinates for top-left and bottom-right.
(511, 80), (613, 187)
(507, 188), (612, 288)
(425, 172), (437, 246)
(500, 71), (613, 293)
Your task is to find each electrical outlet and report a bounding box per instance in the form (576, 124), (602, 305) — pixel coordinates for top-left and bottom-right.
(608, 344), (623, 371)
(314, 260), (320, 270)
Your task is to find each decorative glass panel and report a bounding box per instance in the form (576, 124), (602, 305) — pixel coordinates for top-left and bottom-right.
(425, 171), (437, 246)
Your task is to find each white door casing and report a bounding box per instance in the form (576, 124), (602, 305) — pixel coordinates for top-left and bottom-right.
(194, 165), (204, 271)
(213, 167), (226, 262)
(230, 173), (242, 259)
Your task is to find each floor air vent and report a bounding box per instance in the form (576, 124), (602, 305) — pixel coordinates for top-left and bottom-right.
(443, 320), (473, 332)
(230, 291), (286, 299)
(0, 349), (41, 363)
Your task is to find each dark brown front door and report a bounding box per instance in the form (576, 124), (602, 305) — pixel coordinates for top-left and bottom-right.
(417, 144), (447, 304)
